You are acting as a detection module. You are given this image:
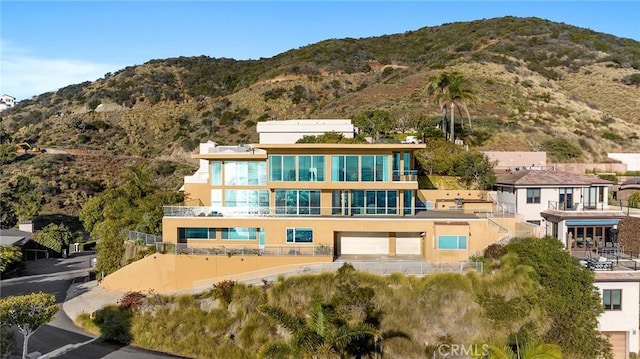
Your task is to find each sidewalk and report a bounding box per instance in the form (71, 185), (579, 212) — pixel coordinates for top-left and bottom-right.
(62, 279), (126, 322)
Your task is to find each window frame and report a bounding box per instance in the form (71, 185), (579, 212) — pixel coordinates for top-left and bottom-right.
(526, 188), (541, 204)
(285, 228), (314, 243)
(437, 235), (468, 250)
(602, 289), (622, 310)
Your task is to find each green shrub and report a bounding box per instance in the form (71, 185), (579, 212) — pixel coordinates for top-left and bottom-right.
(542, 138), (582, 162)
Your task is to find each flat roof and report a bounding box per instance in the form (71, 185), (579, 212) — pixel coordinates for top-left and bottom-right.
(253, 143), (426, 150)
(595, 271), (640, 282)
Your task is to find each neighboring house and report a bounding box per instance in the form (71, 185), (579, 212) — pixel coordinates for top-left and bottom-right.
(101, 121), (524, 293)
(483, 151), (547, 171)
(609, 153), (640, 172)
(493, 169), (625, 245)
(0, 228), (32, 248)
(614, 177), (640, 203)
(594, 271), (640, 359)
(255, 119), (356, 144)
(0, 94), (16, 112)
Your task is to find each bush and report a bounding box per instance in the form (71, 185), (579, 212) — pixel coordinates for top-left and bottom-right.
(483, 243), (506, 260)
(93, 305), (132, 343)
(212, 280), (236, 305)
(119, 291), (147, 310)
(542, 138), (582, 162)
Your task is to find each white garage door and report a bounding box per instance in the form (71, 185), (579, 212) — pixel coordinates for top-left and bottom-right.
(339, 232), (389, 255)
(396, 233), (422, 255)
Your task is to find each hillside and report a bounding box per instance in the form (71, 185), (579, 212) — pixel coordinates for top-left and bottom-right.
(1, 16), (640, 219)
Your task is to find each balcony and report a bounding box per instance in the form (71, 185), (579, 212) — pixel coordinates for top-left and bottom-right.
(164, 205), (415, 218)
(547, 201), (620, 212)
(392, 170), (418, 182)
(156, 243), (333, 257)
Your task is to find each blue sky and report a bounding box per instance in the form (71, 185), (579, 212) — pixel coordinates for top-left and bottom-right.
(2, 1), (639, 101)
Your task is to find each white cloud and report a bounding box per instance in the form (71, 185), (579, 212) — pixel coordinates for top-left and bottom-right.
(0, 39), (122, 102)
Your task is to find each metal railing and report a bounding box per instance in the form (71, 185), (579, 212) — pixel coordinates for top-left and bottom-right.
(392, 170), (419, 181)
(124, 229), (163, 246)
(156, 243), (333, 257)
(547, 200), (619, 212)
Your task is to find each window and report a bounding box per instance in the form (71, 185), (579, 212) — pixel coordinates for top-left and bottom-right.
(602, 289), (622, 310)
(286, 228), (313, 243)
(526, 188), (541, 204)
(221, 227), (258, 240)
(225, 190), (269, 209)
(210, 161), (222, 185)
(179, 228), (216, 240)
(275, 190), (321, 215)
(437, 235), (467, 250)
(298, 155), (325, 181)
(361, 155), (389, 182)
(559, 188), (573, 210)
(224, 161), (266, 185)
(331, 155), (359, 181)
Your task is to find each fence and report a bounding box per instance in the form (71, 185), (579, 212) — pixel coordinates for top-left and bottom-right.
(124, 229), (163, 246)
(156, 243), (333, 257)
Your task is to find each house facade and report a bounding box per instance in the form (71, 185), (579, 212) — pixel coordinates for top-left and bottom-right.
(101, 121), (525, 293)
(0, 94), (15, 112)
(594, 272), (640, 359)
(493, 170), (625, 246)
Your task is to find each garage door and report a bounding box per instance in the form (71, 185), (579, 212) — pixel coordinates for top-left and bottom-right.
(396, 233), (422, 255)
(603, 331), (627, 359)
(339, 232), (389, 255)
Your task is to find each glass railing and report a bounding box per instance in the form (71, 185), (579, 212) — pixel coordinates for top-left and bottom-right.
(163, 206), (414, 218)
(392, 170), (419, 181)
(156, 243), (333, 257)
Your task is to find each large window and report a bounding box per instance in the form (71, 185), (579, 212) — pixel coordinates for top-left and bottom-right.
(332, 155), (389, 182)
(437, 235), (467, 250)
(332, 190), (398, 215)
(210, 161), (222, 185)
(603, 289), (622, 310)
(298, 155), (325, 181)
(275, 190), (321, 215)
(225, 190), (269, 209)
(179, 228), (216, 241)
(286, 228), (313, 243)
(221, 227), (258, 240)
(270, 155), (324, 182)
(224, 161), (266, 185)
(526, 188), (541, 204)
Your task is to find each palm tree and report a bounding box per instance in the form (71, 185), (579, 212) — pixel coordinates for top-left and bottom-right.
(258, 303), (376, 359)
(484, 341), (563, 359)
(426, 72), (474, 143)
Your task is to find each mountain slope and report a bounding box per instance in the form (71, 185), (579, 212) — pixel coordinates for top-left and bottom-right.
(2, 16), (639, 164)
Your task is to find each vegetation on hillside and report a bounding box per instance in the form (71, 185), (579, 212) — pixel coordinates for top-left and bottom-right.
(1, 16), (638, 166)
(76, 237), (610, 358)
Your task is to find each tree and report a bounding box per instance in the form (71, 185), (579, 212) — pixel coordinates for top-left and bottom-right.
(628, 190), (640, 208)
(258, 302), (375, 359)
(353, 110), (393, 142)
(0, 194), (18, 229)
(0, 245), (22, 273)
(484, 341), (563, 359)
(505, 236), (612, 358)
(427, 72), (474, 143)
(0, 292), (58, 359)
(34, 223), (74, 255)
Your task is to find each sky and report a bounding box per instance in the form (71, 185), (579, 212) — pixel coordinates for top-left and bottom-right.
(1, 1), (639, 101)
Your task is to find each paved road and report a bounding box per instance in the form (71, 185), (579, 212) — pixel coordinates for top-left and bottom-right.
(1, 253), (182, 358)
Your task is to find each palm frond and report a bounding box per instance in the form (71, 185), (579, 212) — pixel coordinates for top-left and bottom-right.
(258, 305), (305, 333)
(258, 341), (295, 359)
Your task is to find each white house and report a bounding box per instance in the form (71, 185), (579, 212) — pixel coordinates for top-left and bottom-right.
(494, 169), (625, 244)
(0, 94), (16, 112)
(594, 272), (640, 359)
(256, 119), (355, 144)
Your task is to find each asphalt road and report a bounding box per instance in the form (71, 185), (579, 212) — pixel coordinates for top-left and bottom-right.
(0, 253), (182, 358)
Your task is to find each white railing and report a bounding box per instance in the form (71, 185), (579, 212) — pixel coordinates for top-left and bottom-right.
(156, 243), (333, 257)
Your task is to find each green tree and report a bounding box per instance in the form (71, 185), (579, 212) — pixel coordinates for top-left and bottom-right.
(456, 151), (497, 190)
(505, 236), (612, 358)
(0, 245), (22, 273)
(7, 176), (42, 221)
(34, 223), (74, 255)
(0, 194), (18, 229)
(353, 110), (393, 142)
(427, 72), (474, 143)
(0, 292), (58, 359)
(628, 191), (640, 208)
(484, 341), (563, 359)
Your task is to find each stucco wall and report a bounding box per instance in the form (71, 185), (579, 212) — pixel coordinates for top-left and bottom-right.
(101, 254), (332, 293)
(596, 281), (640, 354)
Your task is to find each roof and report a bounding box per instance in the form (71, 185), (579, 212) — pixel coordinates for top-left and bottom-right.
(595, 271), (640, 282)
(0, 228), (33, 246)
(495, 170), (613, 187)
(253, 143), (426, 150)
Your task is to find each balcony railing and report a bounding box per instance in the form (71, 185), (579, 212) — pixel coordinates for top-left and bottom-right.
(164, 206), (408, 218)
(547, 201), (619, 212)
(156, 243), (333, 257)
(392, 170), (418, 182)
